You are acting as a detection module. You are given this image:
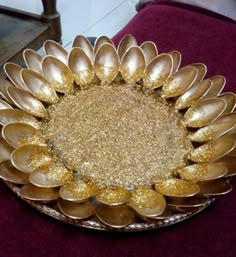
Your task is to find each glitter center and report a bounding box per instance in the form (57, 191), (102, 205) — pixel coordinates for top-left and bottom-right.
(43, 83), (192, 188)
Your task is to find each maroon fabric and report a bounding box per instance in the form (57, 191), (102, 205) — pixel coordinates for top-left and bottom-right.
(113, 1), (236, 92)
(1, 2), (236, 257)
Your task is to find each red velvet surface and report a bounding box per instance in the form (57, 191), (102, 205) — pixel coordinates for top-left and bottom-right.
(113, 1), (236, 92)
(1, 2), (236, 257)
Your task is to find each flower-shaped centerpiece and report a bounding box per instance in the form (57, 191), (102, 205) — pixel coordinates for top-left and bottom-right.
(0, 35), (235, 231)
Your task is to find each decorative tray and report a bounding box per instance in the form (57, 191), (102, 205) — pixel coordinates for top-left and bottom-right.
(0, 34), (235, 231)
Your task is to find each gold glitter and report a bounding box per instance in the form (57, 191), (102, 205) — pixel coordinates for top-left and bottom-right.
(96, 187), (132, 205)
(130, 187), (165, 209)
(27, 146), (53, 170)
(155, 179), (200, 197)
(175, 93), (201, 110)
(143, 74), (168, 90)
(177, 163), (226, 182)
(34, 91), (58, 104)
(60, 180), (97, 201)
(40, 163), (73, 184)
(23, 104), (47, 119)
(178, 164), (209, 181)
(18, 133), (46, 147)
(42, 83), (193, 188)
(188, 127), (217, 142)
(49, 70), (74, 93)
(162, 80), (183, 98)
(189, 143), (215, 162)
(95, 65), (118, 83)
(120, 67), (144, 84)
(183, 108), (207, 127)
(73, 70), (94, 85)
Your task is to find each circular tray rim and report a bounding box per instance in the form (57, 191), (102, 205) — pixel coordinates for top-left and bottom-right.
(4, 180), (214, 232)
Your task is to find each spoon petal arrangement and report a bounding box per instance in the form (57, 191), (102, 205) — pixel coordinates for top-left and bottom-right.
(0, 35), (235, 232)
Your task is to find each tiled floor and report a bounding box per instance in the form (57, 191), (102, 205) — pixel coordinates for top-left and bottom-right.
(0, 0), (138, 44)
